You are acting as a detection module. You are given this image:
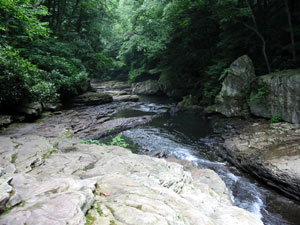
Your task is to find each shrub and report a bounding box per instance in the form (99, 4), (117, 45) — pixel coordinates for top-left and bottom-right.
(0, 45), (58, 106)
(250, 81), (269, 103)
(110, 134), (129, 148)
(270, 114), (281, 123)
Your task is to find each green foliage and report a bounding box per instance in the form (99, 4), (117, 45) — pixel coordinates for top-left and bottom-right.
(270, 114), (281, 123)
(42, 149), (58, 159)
(110, 134), (129, 148)
(81, 134), (129, 148)
(11, 153), (18, 163)
(95, 204), (103, 216)
(85, 212), (96, 225)
(0, 0), (50, 39)
(1, 0), (300, 109)
(0, 0), (114, 109)
(0, 45), (58, 106)
(201, 61), (229, 105)
(218, 68), (231, 81)
(250, 81), (269, 103)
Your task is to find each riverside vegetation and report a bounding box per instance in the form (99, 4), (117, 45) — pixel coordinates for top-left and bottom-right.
(1, 0), (300, 111)
(1, 1), (300, 225)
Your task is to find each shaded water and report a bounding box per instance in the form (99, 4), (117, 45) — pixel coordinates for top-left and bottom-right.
(104, 99), (300, 225)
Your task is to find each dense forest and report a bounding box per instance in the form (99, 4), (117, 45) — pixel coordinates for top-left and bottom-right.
(1, 0), (299, 110)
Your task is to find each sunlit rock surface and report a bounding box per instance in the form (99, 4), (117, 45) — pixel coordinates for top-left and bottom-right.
(0, 135), (263, 225)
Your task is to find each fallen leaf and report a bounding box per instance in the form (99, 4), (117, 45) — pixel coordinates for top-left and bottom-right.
(101, 192), (110, 196)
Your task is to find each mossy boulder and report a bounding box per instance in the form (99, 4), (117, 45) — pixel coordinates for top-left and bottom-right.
(215, 55), (256, 117)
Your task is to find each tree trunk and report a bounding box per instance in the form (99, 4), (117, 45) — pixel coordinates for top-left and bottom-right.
(284, 0), (296, 61)
(245, 0), (271, 73)
(55, 0), (67, 34)
(76, 6), (83, 33)
(66, 0), (81, 32)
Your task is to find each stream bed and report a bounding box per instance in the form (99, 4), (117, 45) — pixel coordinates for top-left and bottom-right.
(101, 97), (300, 225)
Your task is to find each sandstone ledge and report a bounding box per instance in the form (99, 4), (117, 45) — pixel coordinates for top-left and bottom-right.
(212, 118), (300, 201)
(0, 135), (262, 225)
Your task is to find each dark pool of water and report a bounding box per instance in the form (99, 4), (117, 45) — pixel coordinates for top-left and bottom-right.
(101, 100), (300, 225)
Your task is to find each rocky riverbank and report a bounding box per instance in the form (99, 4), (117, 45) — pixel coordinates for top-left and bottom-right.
(0, 134), (263, 225)
(0, 81), (263, 225)
(206, 117), (300, 202)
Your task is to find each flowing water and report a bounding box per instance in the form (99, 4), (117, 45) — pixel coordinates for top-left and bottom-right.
(102, 97), (300, 225)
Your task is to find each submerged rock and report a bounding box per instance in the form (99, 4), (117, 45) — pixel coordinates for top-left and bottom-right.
(0, 135), (263, 225)
(249, 69), (300, 123)
(215, 55), (256, 117)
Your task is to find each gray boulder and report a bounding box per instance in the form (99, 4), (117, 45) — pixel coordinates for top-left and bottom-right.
(215, 55), (256, 117)
(132, 80), (161, 95)
(42, 102), (62, 111)
(0, 115), (12, 127)
(249, 69), (300, 123)
(18, 102), (43, 117)
(72, 92), (113, 106)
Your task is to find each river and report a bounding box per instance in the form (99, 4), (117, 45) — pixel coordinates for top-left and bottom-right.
(101, 96), (300, 225)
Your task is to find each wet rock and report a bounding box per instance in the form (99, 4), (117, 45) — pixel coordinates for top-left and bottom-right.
(249, 69), (300, 123)
(72, 92), (113, 106)
(78, 116), (155, 140)
(2, 101), (150, 140)
(132, 80), (161, 95)
(113, 94), (139, 102)
(215, 55), (256, 117)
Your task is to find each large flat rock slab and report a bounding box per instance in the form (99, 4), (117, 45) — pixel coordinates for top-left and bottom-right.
(0, 135), (263, 225)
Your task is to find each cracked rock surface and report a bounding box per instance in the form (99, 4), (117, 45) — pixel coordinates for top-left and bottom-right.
(0, 135), (263, 225)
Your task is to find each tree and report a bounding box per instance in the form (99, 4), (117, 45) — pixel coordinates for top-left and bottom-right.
(283, 0), (296, 61)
